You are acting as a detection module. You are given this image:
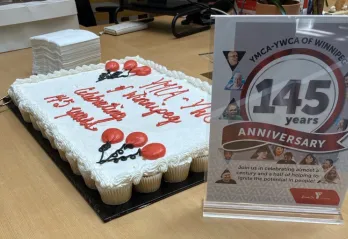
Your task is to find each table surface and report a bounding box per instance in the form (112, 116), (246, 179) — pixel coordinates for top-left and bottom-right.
(1, 17), (348, 239)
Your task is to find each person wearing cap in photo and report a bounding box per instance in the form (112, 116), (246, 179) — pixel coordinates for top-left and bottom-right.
(215, 169), (237, 184)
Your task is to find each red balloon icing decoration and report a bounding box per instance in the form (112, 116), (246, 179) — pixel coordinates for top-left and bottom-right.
(136, 66), (151, 76)
(124, 60), (138, 70)
(105, 61), (120, 72)
(102, 128), (124, 144)
(126, 132), (148, 147)
(141, 143), (166, 160)
(130, 67), (141, 74)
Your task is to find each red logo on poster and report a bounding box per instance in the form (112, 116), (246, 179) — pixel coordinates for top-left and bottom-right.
(290, 188), (340, 205)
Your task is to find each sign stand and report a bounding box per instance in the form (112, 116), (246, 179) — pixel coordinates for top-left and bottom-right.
(203, 15), (348, 224)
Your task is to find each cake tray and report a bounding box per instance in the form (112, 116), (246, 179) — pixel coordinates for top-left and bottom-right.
(6, 99), (205, 223)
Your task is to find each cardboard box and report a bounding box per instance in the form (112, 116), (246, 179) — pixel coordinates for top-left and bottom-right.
(0, 0), (79, 53)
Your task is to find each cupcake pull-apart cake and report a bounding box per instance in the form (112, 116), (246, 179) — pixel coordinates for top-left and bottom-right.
(9, 56), (211, 205)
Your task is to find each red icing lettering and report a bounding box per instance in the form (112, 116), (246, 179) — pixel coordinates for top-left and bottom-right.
(122, 90), (181, 127)
(54, 107), (111, 131)
(106, 85), (134, 93)
(181, 99), (210, 109)
(156, 89), (189, 102)
(183, 97), (189, 101)
(74, 87), (96, 94)
(139, 78), (189, 102)
(181, 99), (211, 123)
(123, 91), (147, 99)
(93, 99), (109, 107)
(85, 118), (114, 130)
(150, 85), (181, 94)
(139, 78), (175, 90)
(141, 101), (156, 108)
(74, 87), (127, 122)
(44, 94), (74, 108)
(80, 91), (100, 99)
(79, 117), (94, 124)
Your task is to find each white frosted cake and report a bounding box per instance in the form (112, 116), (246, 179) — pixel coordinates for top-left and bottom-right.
(8, 56), (211, 205)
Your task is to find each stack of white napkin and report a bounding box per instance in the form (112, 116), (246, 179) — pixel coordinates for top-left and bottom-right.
(30, 29), (100, 74)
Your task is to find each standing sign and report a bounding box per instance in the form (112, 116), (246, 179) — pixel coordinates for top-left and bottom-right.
(204, 16), (348, 224)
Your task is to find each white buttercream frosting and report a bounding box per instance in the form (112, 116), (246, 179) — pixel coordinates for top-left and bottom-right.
(9, 56), (211, 188)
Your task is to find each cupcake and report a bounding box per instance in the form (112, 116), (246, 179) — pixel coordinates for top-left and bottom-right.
(164, 159), (191, 183)
(29, 115), (40, 131)
(19, 107), (31, 122)
(58, 149), (68, 162)
(190, 155), (208, 172)
(36, 122), (48, 139)
(78, 164), (97, 190)
(65, 153), (81, 175)
(134, 173), (162, 193)
(96, 182), (132, 205)
(46, 133), (57, 150)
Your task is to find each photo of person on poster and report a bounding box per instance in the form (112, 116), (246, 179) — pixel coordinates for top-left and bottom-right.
(219, 98), (243, 120)
(345, 72), (348, 87)
(318, 167), (340, 184)
(224, 50), (245, 72)
(272, 146), (284, 160)
(224, 72), (245, 90)
(215, 169), (237, 184)
(227, 51), (239, 70)
(322, 159), (334, 172)
(251, 145), (274, 160)
(299, 154), (318, 165)
(277, 152), (296, 164)
(337, 118), (348, 132)
(224, 150), (233, 160)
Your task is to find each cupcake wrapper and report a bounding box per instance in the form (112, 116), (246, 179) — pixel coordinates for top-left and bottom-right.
(47, 135), (57, 150)
(36, 124), (48, 139)
(79, 169), (97, 190)
(19, 108), (31, 123)
(58, 149), (68, 162)
(66, 158), (81, 175)
(164, 163), (190, 183)
(134, 173), (162, 193)
(41, 130), (48, 139)
(96, 182), (132, 205)
(29, 115), (40, 131)
(190, 155), (208, 173)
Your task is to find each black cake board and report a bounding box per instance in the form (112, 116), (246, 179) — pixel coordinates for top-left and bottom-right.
(7, 100), (205, 223)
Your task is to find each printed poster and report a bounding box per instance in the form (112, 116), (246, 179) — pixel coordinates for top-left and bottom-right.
(206, 16), (348, 210)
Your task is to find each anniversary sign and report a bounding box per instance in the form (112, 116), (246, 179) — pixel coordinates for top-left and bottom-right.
(204, 16), (348, 223)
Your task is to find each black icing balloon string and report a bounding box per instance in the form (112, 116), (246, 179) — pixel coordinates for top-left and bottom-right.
(97, 131), (148, 164)
(98, 131), (148, 164)
(97, 60), (152, 82)
(97, 131), (166, 164)
(98, 128), (124, 162)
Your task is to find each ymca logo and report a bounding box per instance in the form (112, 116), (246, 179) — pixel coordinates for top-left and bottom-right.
(315, 192), (323, 199)
(290, 188), (340, 205)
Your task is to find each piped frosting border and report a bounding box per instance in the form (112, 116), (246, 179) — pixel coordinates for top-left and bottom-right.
(8, 56), (211, 188)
